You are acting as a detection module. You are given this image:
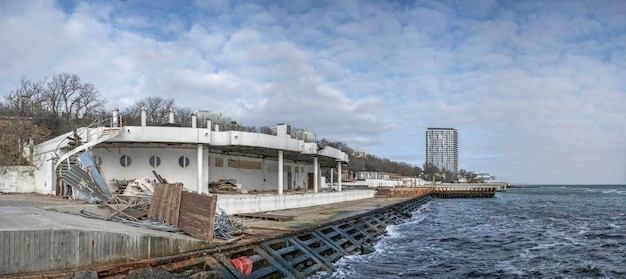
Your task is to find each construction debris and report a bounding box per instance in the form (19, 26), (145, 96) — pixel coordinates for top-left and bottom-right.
(118, 178), (155, 196)
(80, 152), (112, 197)
(152, 170), (168, 184)
(214, 209), (250, 240)
(79, 197), (181, 233)
(67, 170), (246, 242)
(209, 179), (245, 194)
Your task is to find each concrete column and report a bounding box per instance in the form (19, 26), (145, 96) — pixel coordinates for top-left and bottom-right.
(197, 144), (203, 193)
(140, 107), (146, 127)
(206, 118), (212, 129)
(296, 163), (300, 190)
(330, 168), (334, 189)
(337, 161), (342, 192)
(313, 157), (318, 193)
(191, 113), (197, 128)
(278, 150), (284, 195)
(168, 109), (175, 124)
(214, 122), (220, 132)
(112, 107), (119, 127)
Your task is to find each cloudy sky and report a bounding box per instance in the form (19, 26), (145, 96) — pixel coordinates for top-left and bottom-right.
(1, 0), (625, 184)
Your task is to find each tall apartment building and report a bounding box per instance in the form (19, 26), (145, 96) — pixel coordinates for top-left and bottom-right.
(426, 128), (458, 174)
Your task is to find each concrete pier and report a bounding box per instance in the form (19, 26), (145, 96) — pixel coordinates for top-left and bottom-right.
(0, 194), (209, 275)
(1, 186), (495, 277)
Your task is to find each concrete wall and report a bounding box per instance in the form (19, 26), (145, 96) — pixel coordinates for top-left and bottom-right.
(0, 206), (209, 275)
(0, 229), (208, 275)
(93, 147), (314, 194)
(216, 189), (376, 214)
(0, 166), (36, 193)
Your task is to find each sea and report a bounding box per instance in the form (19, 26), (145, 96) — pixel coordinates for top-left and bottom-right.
(315, 185), (626, 279)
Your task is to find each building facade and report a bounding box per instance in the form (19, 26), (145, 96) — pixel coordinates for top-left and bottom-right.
(426, 128), (458, 174)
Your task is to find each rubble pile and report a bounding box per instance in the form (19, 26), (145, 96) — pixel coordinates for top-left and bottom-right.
(209, 179), (245, 194)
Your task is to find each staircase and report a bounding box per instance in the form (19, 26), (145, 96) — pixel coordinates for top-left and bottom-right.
(54, 117), (122, 196)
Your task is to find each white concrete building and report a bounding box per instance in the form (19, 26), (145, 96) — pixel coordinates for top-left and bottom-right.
(342, 171), (427, 188)
(27, 108), (374, 213)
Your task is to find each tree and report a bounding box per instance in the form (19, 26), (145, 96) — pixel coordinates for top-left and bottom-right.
(1, 73), (104, 165)
(44, 73), (105, 130)
(177, 106), (194, 127)
(122, 96), (176, 125)
(1, 77), (48, 165)
(122, 96), (199, 127)
(259, 126), (272, 135)
(422, 163), (441, 181)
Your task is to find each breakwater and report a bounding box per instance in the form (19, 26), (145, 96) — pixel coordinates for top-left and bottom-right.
(110, 194), (437, 278)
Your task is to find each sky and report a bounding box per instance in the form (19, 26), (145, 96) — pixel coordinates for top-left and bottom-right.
(1, 0), (625, 185)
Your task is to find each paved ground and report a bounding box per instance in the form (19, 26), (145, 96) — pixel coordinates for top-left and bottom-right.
(240, 196), (413, 233)
(0, 193), (200, 240)
(0, 193), (87, 207)
(0, 192), (419, 276)
(0, 192), (412, 240)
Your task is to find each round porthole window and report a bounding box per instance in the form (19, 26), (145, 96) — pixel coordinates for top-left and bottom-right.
(149, 155), (161, 168)
(120, 155), (131, 167)
(178, 156), (190, 168)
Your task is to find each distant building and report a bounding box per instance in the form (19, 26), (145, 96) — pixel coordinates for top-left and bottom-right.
(426, 128), (458, 174)
(476, 173), (496, 182)
(351, 150), (366, 158)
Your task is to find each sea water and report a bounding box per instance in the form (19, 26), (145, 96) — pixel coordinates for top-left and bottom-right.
(316, 185), (626, 278)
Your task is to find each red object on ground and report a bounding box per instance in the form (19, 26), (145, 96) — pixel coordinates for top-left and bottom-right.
(230, 256), (253, 275)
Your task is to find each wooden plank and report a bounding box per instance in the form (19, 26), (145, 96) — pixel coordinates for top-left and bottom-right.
(171, 183), (183, 226)
(148, 184), (164, 219)
(148, 183), (183, 226)
(158, 185), (173, 223)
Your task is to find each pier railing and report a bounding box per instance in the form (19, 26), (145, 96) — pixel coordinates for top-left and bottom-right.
(374, 186), (496, 199)
(434, 186), (496, 198)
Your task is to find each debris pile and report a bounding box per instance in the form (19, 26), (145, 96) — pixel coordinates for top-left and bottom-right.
(61, 152), (113, 203)
(80, 197), (182, 233)
(214, 209), (249, 241)
(209, 179), (246, 194)
(64, 155), (247, 242)
(112, 178), (156, 196)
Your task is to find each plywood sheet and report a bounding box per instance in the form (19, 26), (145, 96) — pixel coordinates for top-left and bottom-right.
(148, 183), (183, 226)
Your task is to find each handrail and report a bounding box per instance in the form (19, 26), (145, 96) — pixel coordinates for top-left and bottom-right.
(53, 116), (123, 170)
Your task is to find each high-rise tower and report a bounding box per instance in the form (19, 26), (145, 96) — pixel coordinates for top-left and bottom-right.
(426, 128), (458, 174)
